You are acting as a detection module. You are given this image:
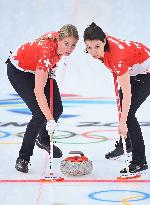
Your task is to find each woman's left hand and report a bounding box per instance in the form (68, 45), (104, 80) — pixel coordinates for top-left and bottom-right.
(118, 121), (128, 139)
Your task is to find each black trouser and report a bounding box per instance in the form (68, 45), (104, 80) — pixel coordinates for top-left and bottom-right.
(119, 73), (150, 164)
(7, 62), (63, 161)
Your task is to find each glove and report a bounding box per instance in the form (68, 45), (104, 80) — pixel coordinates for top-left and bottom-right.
(46, 119), (57, 135)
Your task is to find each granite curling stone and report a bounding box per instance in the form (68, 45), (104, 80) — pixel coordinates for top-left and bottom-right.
(60, 151), (93, 176)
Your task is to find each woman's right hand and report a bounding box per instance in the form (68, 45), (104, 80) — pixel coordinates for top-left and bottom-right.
(46, 119), (57, 135)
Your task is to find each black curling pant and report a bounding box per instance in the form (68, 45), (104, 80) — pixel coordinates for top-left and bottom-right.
(119, 73), (150, 164)
(7, 62), (63, 161)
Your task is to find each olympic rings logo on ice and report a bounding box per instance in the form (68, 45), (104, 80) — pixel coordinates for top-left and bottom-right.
(0, 129), (118, 144)
(88, 190), (150, 204)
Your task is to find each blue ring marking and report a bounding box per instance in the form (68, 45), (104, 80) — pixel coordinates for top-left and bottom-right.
(0, 98), (115, 110)
(0, 131), (10, 139)
(1, 100), (115, 106)
(61, 114), (79, 118)
(7, 109), (79, 118)
(63, 100), (115, 104)
(7, 109), (31, 115)
(0, 101), (24, 105)
(10, 94), (19, 96)
(88, 190), (150, 202)
(0, 98), (21, 102)
(62, 105), (77, 108)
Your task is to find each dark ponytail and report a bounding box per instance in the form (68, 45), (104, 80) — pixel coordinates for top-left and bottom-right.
(84, 22), (109, 52)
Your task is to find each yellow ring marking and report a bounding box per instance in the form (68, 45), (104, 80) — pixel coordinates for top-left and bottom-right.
(0, 142), (21, 144)
(121, 195), (142, 205)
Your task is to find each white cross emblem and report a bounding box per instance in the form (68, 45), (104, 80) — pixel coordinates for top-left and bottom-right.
(44, 59), (52, 67)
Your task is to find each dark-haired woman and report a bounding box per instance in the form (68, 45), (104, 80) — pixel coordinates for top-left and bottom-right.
(84, 22), (150, 173)
(6, 24), (79, 173)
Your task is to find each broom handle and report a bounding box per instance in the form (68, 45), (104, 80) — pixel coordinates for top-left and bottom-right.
(121, 135), (129, 172)
(49, 78), (54, 174)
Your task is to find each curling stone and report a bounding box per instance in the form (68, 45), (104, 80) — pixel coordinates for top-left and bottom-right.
(60, 151), (93, 176)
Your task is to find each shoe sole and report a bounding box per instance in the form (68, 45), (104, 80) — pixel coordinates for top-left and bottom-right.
(130, 165), (148, 174)
(105, 152), (132, 160)
(15, 165), (28, 173)
(105, 155), (123, 160)
(120, 165), (148, 175)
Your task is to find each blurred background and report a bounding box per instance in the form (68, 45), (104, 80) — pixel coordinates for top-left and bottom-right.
(1, 0), (150, 97)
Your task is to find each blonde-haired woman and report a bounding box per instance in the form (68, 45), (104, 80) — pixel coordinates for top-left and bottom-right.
(6, 24), (79, 173)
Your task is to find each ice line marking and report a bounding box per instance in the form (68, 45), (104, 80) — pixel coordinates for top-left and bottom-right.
(0, 179), (150, 183)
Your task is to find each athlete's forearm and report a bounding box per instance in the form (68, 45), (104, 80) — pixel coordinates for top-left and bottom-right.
(34, 69), (53, 121)
(34, 90), (53, 121)
(117, 71), (132, 123)
(120, 92), (132, 123)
